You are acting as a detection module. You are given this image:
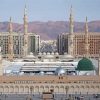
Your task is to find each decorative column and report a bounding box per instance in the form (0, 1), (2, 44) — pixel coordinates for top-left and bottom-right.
(68, 6), (74, 56)
(8, 17), (14, 61)
(23, 5), (28, 57)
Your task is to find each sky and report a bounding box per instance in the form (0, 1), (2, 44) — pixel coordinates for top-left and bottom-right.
(0, 0), (100, 23)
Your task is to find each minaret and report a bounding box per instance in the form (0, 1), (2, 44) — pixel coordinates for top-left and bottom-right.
(23, 5), (28, 57)
(68, 6), (74, 56)
(8, 17), (14, 61)
(0, 47), (3, 75)
(84, 17), (89, 57)
(69, 5), (74, 34)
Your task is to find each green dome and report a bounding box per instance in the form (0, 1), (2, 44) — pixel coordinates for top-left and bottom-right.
(76, 57), (94, 71)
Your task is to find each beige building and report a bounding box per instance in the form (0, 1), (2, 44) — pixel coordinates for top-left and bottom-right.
(0, 75), (100, 94)
(57, 32), (100, 58)
(0, 6), (40, 59)
(74, 32), (100, 57)
(57, 7), (100, 58)
(0, 32), (40, 58)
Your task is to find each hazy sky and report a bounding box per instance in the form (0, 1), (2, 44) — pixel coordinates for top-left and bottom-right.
(0, 0), (100, 23)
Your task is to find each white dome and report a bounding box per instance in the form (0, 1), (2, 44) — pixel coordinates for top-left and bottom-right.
(55, 52), (59, 55)
(45, 53), (55, 58)
(55, 67), (66, 75)
(47, 52), (50, 55)
(38, 52), (42, 55)
(43, 52), (46, 55)
(30, 52), (33, 55)
(51, 52), (54, 55)
(39, 71), (44, 75)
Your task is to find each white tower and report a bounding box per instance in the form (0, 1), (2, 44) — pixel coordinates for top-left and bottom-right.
(8, 17), (14, 61)
(23, 5), (28, 57)
(68, 6), (74, 56)
(84, 17), (89, 57)
(0, 47), (3, 75)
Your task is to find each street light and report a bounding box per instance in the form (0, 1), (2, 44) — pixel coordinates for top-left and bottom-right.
(30, 86), (33, 95)
(26, 86), (33, 100)
(65, 86), (69, 99)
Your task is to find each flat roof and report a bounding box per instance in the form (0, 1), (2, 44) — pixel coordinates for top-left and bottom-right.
(0, 75), (100, 83)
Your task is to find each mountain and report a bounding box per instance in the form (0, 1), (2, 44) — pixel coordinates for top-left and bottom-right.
(0, 21), (100, 40)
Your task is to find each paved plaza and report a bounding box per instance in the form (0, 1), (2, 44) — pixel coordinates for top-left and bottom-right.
(0, 94), (100, 100)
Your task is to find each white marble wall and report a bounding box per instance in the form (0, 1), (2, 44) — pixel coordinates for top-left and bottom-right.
(0, 83), (100, 94)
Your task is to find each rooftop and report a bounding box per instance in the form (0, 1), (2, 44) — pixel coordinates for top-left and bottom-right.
(0, 75), (100, 83)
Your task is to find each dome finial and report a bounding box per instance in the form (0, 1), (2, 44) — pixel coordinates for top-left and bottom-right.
(86, 16), (87, 22)
(70, 5), (73, 15)
(9, 16), (13, 33)
(24, 3), (27, 16)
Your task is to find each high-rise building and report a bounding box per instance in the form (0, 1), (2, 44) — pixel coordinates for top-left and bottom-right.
(0, 5), (40, 59)
(57, 7), (100, 58)
(28, 33), (40, 55)
(0, 32), (40, 58)
(74, 33), (100, 58)
(57, 31), (100, 58)
(57, 33), (69, 55)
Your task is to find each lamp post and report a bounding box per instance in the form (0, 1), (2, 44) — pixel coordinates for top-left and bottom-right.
(30, 86), (33, 95)
(26, 87), (33, 100)
(65, 86), (69, 99)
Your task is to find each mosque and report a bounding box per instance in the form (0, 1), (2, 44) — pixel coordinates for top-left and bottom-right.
(0, 42), (100, 95)
(0, 6), (100, 95)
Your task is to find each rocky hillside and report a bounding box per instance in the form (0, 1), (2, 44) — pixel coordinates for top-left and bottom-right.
(0, 21), (100, 40)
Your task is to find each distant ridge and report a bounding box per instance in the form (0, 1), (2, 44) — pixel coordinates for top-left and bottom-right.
(0, 21), (100, 40)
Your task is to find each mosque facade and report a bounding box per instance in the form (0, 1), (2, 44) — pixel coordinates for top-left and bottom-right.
(0, 76), (100, 94)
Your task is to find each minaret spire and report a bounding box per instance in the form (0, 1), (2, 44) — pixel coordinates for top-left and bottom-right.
(69, 5), (74, 34)
(9, 17), (13, 33)
(23, 4), (28, 57)
(24, 4), (28, 34)
(68, 5), (74, 56)
(84, 17), (89, 57)
(85, 16), (88, 34)
(24, 4), (27, 16)
(8, 17), (14, 61)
